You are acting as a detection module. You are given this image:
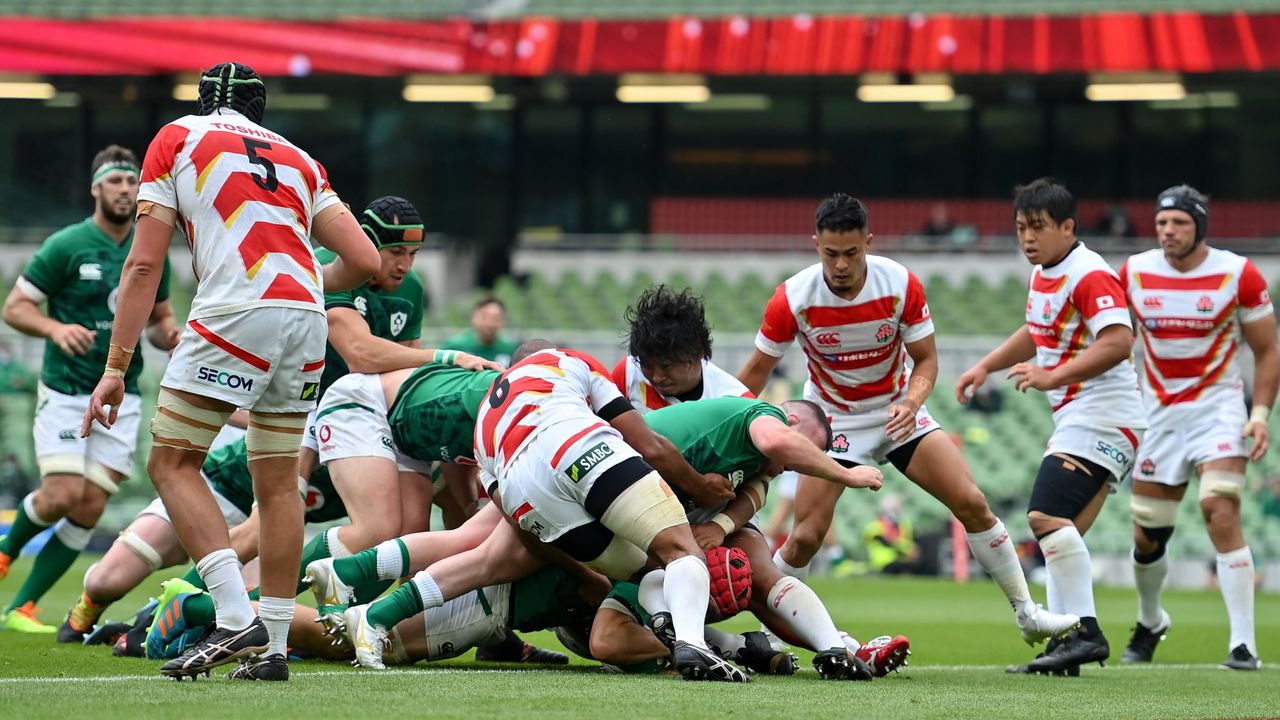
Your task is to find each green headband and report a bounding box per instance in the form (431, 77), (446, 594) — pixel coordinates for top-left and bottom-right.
(92, 163), (139, 186)
(360, 208), (424, 248)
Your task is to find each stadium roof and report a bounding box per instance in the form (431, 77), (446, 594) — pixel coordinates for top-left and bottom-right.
(3, 0), (1280, 19)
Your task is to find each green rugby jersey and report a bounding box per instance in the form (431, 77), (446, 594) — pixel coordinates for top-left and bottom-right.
(601, 582), (664, 674)
(643, 397), (787, 513)
(387, 362), (498, 464)
(21, 218), (171, 395)
(508, 566), (594, 634)
(442, 328), (518, 366)
(202, 438), (346, 523)
(315, 247), (423, 396)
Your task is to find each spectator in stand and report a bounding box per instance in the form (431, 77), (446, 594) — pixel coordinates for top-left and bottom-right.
(863, 494), (926, 576)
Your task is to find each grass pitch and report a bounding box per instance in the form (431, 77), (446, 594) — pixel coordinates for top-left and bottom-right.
(1, 556), (1276, 719)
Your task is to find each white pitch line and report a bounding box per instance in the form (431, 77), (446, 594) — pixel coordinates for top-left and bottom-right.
(0, 663), (1257, 684)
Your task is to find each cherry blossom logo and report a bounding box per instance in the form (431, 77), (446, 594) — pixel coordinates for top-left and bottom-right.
(1196, 295), (1214, 314)
(831, 434), (850, 454)
(875, 323), (894, 343)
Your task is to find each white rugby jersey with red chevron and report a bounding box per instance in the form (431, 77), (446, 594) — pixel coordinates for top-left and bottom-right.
(1026, 242), (1144, 425)
(1121, 247), (1273, 422)
(475, 348), (629, 480)
(755, 257), (933, 415)
(138, 108), (340, 321)
(611, 356), (753, 415)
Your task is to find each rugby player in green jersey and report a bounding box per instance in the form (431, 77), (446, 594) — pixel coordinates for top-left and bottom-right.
(0, 145), (178, 634)
(443, 297), (520, 366)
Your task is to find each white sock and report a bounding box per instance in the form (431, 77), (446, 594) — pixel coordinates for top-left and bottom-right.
(257, 596), (294, 657)
(704, 626), (743, 657)
(1045, 569), (1063, 614)
(196, 548), (256, 630)
(52, 518), (92, 551)
(326, 527), (354, 559)
(638, 570), (668, 614)
(411, 571), (444, 610)
(966, 520), (1032, 611)
(841, 632), (862, 653)
(375, 540), (407, 581)
(1039, 526), (1095, 619)
(1132, 549), (1169, 628)
(663, 555), (710, 649)
(772, 548), (811, 581)
(766, 576), (844, 651)
(1217, 546), (1256, 654)
(23, 492), (54, 526)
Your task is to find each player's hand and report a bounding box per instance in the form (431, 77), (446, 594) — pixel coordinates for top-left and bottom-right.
(1243, 419), (1269, 462)
(688, 472), (735, 508)
(954, 365), (988, 404)
(885, 400), (920, 442)
(575, 568), (613, 606)
(841, 465), (884, 491)
(52, 323), (96, 356)
(1007, 363), (1057, 393)
(454, 352), (504, 373)
(81, 374), (125, 436)
(691, 522), (727, 551)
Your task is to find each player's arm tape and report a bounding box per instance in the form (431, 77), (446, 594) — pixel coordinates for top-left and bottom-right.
(710, 513), (736, 535)
(136, 200), (177, 227)
(14, 275), (48, 303)
(1247, 405), (1270, 427)
(104, 343), (135, 377)
(433, 349), (459, 365)
(741, 476), (768, 512)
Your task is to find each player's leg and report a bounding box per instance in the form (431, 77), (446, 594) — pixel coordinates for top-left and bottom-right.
(1124, 472), (1183, 664)
(1197, 457), (1259, 669)
(774, 473), (843, 579)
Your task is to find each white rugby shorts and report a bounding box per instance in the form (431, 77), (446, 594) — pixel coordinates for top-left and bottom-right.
(35, 382), (140, 477)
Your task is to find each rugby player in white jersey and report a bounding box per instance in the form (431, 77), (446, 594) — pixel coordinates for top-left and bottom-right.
(739, 193), (1078, 650)
(1118, 185), (1276, 671)
(82, 61), (380, 681)
(958, 178), (1146, 674)
(612, 285), (753, 414)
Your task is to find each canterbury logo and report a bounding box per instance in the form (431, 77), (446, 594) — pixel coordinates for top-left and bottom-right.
(990, 532), (1010, 549)
(1229, 561), (1251, 569)
(815, 332), (841, 345)
(772, 582), (795, 609)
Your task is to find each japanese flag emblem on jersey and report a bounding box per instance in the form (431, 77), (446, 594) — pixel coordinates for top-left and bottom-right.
(1096, 295), (1116, 310)
(390, 311), (407, 336)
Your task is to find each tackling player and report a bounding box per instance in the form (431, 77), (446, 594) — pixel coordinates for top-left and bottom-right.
(81, 61), (380, 680)
(612, 285), (752, 413)
(0, 145), (178, 633)
(739, 193), (1078, 649)
(958, 179), (1146, 674)
(1119, 186), (1276, 671)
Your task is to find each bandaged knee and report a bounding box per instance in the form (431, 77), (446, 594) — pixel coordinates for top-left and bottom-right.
(1199, 470), (1245, 502)
(598, 471), (687, 552)
(38, 453), (84, 479)
(1130, 494), (1180, 529)
(118, 529), (163, 571)
(151, 388), (232, 452)
(246, 412), (307, 460)
(84, 460), (120, 495)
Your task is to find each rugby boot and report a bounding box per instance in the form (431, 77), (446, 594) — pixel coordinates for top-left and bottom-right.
(1121, 610), (1171, 664)
(343, 604), (388, 669)
(304, 558), (355, 617)
(1, 601), (56, 633)
(1220, 644), (1261, 671)
(813, 647), (874, 680)
(1025, 629), (1108, 674)
(475, 630), (569, 664)
(160, 617), (269, 680)
(855, 635), (911, 677)
(1017, 603), (1080, 646)
(673, 640), (750, 682)
(734, 631), (798, 675)
(229, 653), (290, 681)
(58, 592), (106, 643)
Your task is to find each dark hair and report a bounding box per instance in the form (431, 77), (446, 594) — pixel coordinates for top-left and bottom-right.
(1156, 184), (1209, 242)
(781, 399), (832, 451)
(360, 195), (424, 248)
(815, 193), (869, 234)
(625, 285), (713, 364)
(1013, 178), (1077, 228)
(474, 296), (506, 312)
(512, 338), (555, 365)
(90, 144), (138, 179)
(197, 62), (267, 124)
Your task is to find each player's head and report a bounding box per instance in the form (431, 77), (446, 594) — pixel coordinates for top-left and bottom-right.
(360, 195), (424, 291)
(89, 144), (139, 225)
(626, 285), (712, 397)
(1013, 178), (1077, 266)
(470, 297), (507, 345)
(813, 193), (873, 296)
(196, 62), (266, 124)
(1155, 185), (1209, 261)
(512, 338), (555, 365)
(780, 399), (833, 456)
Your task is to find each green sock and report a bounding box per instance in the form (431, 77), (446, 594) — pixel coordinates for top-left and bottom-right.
(0, 493), (53, 558)
(367, 582), (423, 630)
(182, 592), (216, 627)
(353, 579), (395, 604)
(295, 532), (332, 594)
(335, 548), (380, 587)
(180, 564), (207, 591)
(8, 520), (89, 611)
